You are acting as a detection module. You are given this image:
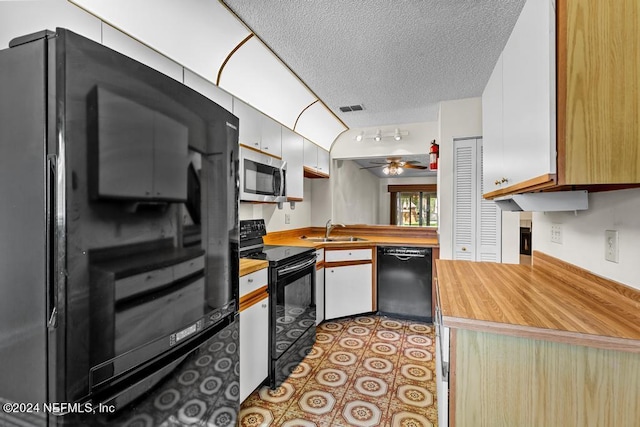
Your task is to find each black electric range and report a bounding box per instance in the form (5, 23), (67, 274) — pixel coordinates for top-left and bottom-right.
(239, 219), (317, 389)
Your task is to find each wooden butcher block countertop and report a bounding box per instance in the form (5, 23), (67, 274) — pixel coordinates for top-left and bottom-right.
(436, 251), (640, 353)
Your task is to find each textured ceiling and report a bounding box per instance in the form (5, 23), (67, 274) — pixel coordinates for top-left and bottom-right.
(222, 0), (526, 128)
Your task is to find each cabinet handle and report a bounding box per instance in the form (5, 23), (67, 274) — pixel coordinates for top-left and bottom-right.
(248, 278), (253, 283)
(263, 146), (269, 150)
(261, 303), (267, 308)
(254, 142), (259, 146)
(494, 180), (501, 186)
(501, 177), (509, 183)
(462, 247), (467, 252)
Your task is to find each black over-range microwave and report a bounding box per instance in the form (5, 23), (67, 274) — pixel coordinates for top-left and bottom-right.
(239, 146), (287, 203)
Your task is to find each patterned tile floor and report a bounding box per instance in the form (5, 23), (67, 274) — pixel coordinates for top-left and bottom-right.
(238, 315), (437, 427)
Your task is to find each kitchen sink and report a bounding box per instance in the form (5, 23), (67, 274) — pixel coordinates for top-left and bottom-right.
(300, 236), (367, 243)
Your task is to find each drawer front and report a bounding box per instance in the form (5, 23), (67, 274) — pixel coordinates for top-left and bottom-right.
(240, 268), (268, 297)
(115, 267), (173, 301)
(315, 248), (325, 263)
(325, 248), (372, 263)
(173, 255), (205, 281)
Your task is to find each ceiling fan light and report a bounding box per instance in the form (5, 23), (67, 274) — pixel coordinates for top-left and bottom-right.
(382, 166), (390, 175)
(397, 167), (404, 174)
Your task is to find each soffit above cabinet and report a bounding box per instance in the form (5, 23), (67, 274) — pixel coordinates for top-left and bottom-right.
(218, 35), (316, 131)
(69, 0), (348, 150)
(294, 101), (347, 151)
(70, 0), (250, 82)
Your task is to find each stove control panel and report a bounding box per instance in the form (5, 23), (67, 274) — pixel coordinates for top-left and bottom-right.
(240, 219), (267, 242)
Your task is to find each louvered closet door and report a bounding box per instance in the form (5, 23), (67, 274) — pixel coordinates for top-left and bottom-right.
(477, 141), (501, 261)
(453, 138), (501, 262)
(453, 139), (477, 260)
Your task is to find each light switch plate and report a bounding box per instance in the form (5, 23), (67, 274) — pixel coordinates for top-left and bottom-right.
(605, 230), (619, 263)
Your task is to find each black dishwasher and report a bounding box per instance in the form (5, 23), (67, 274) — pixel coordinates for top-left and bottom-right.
(377, 247), (432, 322)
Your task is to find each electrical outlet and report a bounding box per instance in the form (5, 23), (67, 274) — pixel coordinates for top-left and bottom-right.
(605, 230), (619, 263)
(550, 223), (563, 244)
(284, 214), (291, 224)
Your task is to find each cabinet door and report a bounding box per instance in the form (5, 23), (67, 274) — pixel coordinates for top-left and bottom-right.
(501, 0), (556, 187)
(482, 53), (504, 195)
(153, 112), (189, 200)
(325, 264), (372, 319)
(260, 115), (282, 158)
(317, 148), (330, 176)
(239, 295), (269, 402)
(316, 267), (325, 325)
(303, 138), (318, 169)
(281, 127), (304, 199)
(233, 98), (262, 150)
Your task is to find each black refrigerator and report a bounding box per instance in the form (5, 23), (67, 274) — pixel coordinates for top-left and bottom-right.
(0, 28), (240, 426)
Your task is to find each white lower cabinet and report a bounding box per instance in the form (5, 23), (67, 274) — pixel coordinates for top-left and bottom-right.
(325, 264), (372, 319)
(239, 295), (269, 402)
(316, 267), (325, 324)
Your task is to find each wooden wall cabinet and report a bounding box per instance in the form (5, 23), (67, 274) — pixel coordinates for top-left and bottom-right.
(483, 0), (640, 200)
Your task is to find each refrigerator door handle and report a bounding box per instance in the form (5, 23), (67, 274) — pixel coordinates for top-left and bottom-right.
(46, 154), (58, 330)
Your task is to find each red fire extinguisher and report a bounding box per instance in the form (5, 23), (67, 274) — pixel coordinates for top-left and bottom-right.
(429, 140), (439, 171)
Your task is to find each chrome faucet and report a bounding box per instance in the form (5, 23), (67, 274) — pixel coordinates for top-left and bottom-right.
(325, 219), (346, 239)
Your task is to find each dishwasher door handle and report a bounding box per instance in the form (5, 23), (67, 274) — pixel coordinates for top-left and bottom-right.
(387, 253), (425, 261)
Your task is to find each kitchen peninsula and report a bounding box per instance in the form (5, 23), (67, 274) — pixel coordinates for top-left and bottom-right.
(436, 252), (640, 426)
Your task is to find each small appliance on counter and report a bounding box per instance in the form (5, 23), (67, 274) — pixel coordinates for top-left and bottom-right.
(239, 220), (316, 389)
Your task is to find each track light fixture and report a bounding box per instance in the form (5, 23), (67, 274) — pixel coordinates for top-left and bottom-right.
(353, 128), (409, 142)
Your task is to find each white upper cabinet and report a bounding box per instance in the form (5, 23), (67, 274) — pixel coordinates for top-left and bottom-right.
(295, 101), (347, 151)
(482, 0), (556, 198)
(219, 36), (316, 130)
(303, 139), (330, 177)
(183, 69), (233, 112)
(482, 54), (504, 191)
(101, 23), (183, 82)
(70, 0), (250, 82)
(260, 114), (282, 159)
(281, 127), (304, 200)
(233, 98), (282, 158)
(317, 148), (330, 176)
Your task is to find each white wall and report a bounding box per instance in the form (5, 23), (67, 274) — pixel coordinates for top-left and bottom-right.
(438, 98), (483, 259)
(310, 178), (332, 227)
(239, 179), (313, 232)
(331, 121), (438, 158)
(378, 176), (438, 225)
(331, 160), (380, 224)
(533, 188), (640, 290)
(501, 212), (521, 264)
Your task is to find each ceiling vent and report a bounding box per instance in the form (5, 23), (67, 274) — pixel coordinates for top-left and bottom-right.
(339, 104), (364, 113)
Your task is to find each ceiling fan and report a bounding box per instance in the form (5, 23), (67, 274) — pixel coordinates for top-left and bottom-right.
(360, 157), (428, 175)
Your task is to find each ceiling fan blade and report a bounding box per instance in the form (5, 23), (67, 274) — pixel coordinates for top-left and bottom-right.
(403, 164), (429, 170)
(359, 165), (384, 170)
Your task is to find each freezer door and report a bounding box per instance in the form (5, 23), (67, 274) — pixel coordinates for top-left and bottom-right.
(0, 36), (48, 407)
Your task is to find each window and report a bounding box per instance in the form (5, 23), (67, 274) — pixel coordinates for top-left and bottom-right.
(389, 184), (437, 227)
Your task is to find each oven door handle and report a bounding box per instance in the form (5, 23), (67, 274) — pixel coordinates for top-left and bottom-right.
(278, 257), (316, 276)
